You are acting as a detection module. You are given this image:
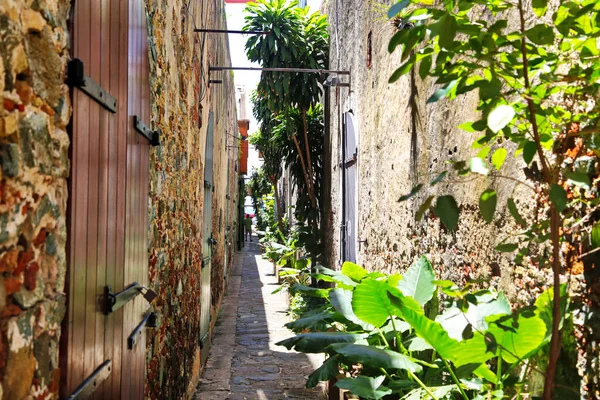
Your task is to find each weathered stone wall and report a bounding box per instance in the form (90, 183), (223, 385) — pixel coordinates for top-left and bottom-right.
(324, 1), (547, 300)
(0, 1), (70, 399)
(144, 0), (239, 398)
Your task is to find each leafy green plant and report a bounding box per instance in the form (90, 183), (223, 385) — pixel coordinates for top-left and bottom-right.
(278, 258), (563, 399)
(244, 0), (329, 265)
(386, 0), (600, 395)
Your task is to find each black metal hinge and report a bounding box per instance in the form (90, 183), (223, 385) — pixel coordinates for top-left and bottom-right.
(67, 360), (112, 400)
(134, 115), (160, 146)
(201, 256), (211, 269)
(67, 58), (117, 113)
(104, 283), (157, 315)
(127, 312), (158, 350)
(199, 332), (209, 348)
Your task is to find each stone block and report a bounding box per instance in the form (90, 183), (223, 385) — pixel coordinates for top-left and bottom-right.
(0, 142), (20, 177)
(24, 27), (62, 107)
(19, 111), (53, 174)
(0, 112), (19, 137)
(3, 347), (35, 400)
(21, 9), (47, 33)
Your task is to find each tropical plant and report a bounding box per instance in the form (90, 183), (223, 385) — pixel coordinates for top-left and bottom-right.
(244, 0), (329, 224)
(278, 258), (564, 399)
(387, 0), (600, 396)
(248, 168), (273, 230)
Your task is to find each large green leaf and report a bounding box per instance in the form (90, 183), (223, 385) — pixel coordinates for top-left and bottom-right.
(330, 343), (422, 373)
(532, 0), (548, 17)
(276, 332), (368, 353)
(401, 385), (457, 400)
(397, 256), (436, 306)
(387, 289), (460, 362)
(330, 289), (374, 331)
(526, 24), (555, 45)
(285, 310), (338, 332)
(479, 189), (497, 223)
(549, 184), (568, 212)
(426, 80), (458, 103)
(534, 284), (568, 342)
(436, 291), (511, 341)
(487, 313), (547, 363)
(434, 196), (459, 231)
(487, 105), (515, 133)
(291, 284), (329, 298)
(314, 265), (357, 289)
(353, 278), (395, 327)
(307, 355), (340, 388)
(388, 0), (410, 18)
(507, 198), (527, 227)
(342, 261), (368, 282)
(336, 376), (391, 400)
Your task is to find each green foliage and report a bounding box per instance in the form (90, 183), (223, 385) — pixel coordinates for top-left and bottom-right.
(277, 258), (565, 399)
(244, 0), (328, 111)
(244, 0), (329, 263)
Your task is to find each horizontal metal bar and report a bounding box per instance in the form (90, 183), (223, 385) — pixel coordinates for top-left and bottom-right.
(134, 116), (160, 146)
(194, 29), (269, 35)
(209, 66), (350, 75)
(209, 79), (223, 84)
(67, 58), (117, 113)
(67, 360), (112, 400)
(104, 283), (141, 315)
(127, 312), (157, 350)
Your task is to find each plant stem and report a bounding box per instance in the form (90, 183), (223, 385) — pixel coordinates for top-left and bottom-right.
(389, 317), (407, 354)
(497, 355), (503, 390)
(290, 132), (313, 201)
(408, 370), (438, 400)
(517, 2), (561, 398)
(377, 328), (391, 348)
(301, 108), (316, 208)
(379, 367), (393, 380)
(441, 358), (468, 400)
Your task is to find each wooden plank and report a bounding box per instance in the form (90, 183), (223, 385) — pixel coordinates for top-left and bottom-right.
(121, 0), (137, 396)
(139, 1), (151, 395)
(104, 0), (120, 396)
(111, 0), (129, 396)
(70, 0), (91, 393)
(83, 0), (101, 385)
(94, 0), (111, 396)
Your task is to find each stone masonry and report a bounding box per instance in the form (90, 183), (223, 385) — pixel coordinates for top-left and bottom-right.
(194, 239), (327, 400)
(324, 0), (550, 303)
(145, 0), (240, 398)
(0, 1), (70, 399)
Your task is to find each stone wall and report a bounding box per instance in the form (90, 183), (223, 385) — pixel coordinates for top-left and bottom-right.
(0, 1), (70, 399)
(144, 0), (239, 398)
(324, 0), (547, 301)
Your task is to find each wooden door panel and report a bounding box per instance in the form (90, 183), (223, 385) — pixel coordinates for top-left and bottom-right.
(63, 0), (150, 398)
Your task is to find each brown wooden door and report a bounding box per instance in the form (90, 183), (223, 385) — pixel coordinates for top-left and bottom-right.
(61, 0), (151, 398)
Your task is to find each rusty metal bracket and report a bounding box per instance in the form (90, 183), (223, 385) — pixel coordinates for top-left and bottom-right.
(67, 360), (112, 400)
(127, 312), (157, 350)
(134, 116), (160, 146)
(104, 283), (157, 315)
(67, 58), (117, 113)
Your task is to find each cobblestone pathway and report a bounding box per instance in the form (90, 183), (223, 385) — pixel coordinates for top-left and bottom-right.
(193, 238), (327, 400)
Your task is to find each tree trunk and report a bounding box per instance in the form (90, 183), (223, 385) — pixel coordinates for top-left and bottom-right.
(291, 132), (315, 207)
(302, 108), (316, 207)
(272, 177), (284, 232)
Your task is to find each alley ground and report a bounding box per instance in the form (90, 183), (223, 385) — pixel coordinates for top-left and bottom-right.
(193, 237), (327, 400)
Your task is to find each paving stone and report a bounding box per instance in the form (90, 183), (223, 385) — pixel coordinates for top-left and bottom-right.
(194, 239), (326, 399)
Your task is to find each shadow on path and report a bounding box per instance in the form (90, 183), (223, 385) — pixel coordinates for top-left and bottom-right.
(193, 236), (327, 400)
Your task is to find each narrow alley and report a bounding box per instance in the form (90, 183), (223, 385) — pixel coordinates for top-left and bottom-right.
(193, 238), (327, 400)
